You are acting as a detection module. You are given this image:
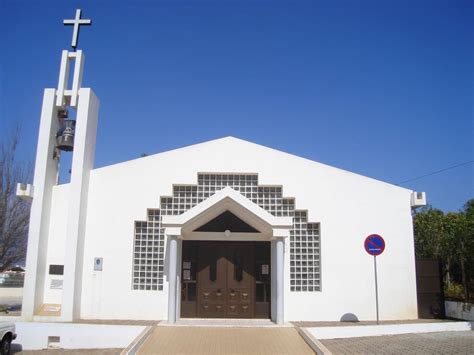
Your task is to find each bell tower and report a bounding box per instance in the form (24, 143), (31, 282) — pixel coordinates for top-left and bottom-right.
(21, 9), (99, 322)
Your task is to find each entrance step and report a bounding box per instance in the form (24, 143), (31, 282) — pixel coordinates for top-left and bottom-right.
(160, 318), (293, 328)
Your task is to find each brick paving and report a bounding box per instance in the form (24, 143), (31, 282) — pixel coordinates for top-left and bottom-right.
(321, 331), (474, 355)
(138, 326), (314, 354)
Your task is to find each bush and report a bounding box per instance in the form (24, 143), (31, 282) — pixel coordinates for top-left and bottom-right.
(444, 282), (465, 300)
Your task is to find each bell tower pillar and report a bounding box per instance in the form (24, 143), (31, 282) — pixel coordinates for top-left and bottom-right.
(21, 9), (98, 321)
(61, 88), (99, 321)
(21, 89), (61, 320)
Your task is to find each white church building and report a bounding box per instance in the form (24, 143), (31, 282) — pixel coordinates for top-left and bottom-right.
(18, 10), (426, 324)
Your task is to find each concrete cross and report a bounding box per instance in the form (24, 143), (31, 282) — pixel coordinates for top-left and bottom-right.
(63, 9), (92, 49)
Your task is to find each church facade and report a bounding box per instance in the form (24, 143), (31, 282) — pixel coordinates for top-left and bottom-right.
(21, 132), (426, 323)
(19, 12), (426, 324)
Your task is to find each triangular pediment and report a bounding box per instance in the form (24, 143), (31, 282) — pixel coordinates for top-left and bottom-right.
(194, 210), (260, 233)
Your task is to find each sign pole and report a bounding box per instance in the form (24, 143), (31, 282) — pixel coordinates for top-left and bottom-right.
(373, 255), (379, 325)
(364, 234), (385, 326)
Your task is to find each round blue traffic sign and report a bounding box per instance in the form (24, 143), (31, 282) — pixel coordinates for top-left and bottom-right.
(364, 234), (385, 256)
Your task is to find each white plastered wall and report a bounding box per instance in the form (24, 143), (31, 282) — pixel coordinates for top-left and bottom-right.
(47, 137), (417, 321)
(42, 184), (69, 305)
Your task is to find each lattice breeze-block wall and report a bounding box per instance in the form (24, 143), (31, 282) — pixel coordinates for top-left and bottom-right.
(132, 173), (320, 291)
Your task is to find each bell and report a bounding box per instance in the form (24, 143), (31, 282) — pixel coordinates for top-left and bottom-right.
(57, 107), (69, 119)
(56, 119), (76, 151)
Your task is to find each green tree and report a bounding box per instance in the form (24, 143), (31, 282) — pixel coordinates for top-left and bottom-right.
(413, 206), (445, 258)
(459, 199), (474, 298)
(413, 199), (474, 300)
(443, 212), (467, 296)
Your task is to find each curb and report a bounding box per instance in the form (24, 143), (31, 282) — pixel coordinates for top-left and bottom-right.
(297, 327), (333, 355)
(121, 324), (155, 355)
(305, 321), (473, 339)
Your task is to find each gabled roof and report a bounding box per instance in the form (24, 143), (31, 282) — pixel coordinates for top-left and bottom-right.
(92, 136), (412, 194)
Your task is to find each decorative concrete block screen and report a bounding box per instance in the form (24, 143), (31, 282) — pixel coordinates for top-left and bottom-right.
(133, 173), (320, 292)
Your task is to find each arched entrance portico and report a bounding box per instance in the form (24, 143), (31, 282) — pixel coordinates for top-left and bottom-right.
(162, 187), (292, 324)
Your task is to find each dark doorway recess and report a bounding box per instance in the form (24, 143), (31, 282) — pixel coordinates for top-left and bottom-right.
(180, 241), (271, 319)
(194, 211), (259, 233)
(416, 258), (445, 318)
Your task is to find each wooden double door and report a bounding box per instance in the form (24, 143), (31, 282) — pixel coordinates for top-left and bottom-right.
(181, 241), (270, 319)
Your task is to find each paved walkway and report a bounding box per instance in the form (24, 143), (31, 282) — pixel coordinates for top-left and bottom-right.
(321, 331), (474, 355)
(138, 326), (314, 354)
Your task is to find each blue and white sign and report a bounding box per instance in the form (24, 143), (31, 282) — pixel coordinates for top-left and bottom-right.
(364, 234), (385, 256)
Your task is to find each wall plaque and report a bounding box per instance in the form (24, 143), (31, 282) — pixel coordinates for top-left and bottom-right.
(50, 279), (63, 289)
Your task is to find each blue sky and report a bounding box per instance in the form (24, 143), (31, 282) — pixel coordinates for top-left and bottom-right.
(1, 0), (472, 212)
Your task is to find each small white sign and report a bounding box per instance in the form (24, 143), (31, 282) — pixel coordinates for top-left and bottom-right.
(50, 279), (63, 289)
(183, 261), (191, 269)
(262, 264), (269, 275)
(183, 269), (191, 280)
